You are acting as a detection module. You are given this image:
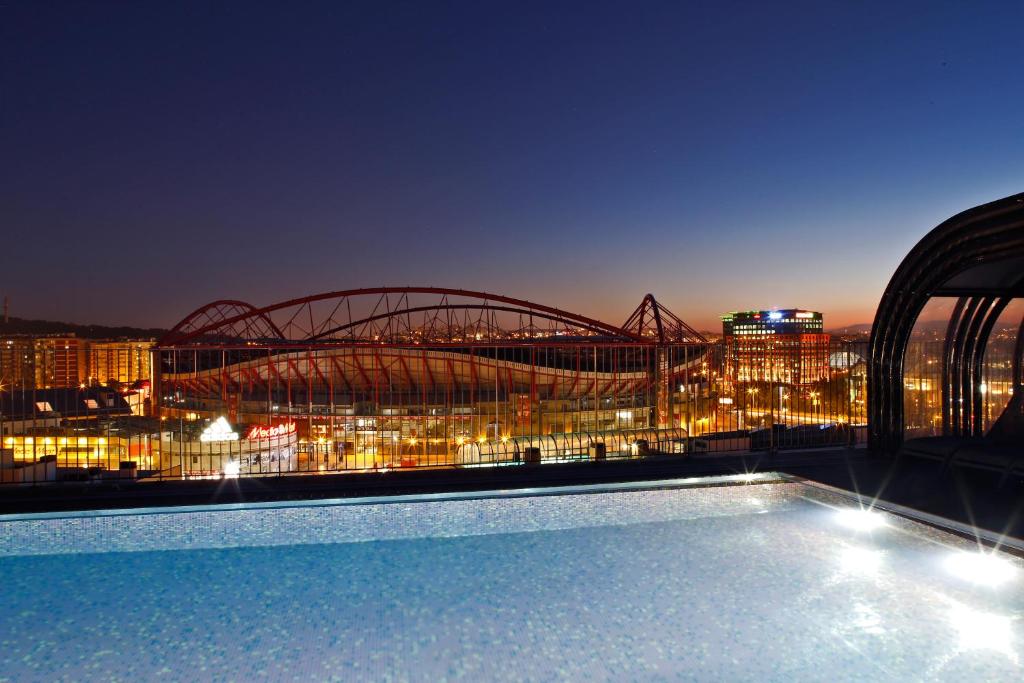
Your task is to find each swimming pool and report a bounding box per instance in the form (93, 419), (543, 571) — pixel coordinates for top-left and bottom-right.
(0, 474), (1021, 681)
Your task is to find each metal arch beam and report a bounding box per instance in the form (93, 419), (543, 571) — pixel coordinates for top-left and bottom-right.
(160, 287), (647, 346)
(868, 192), (1024, 453)
(947, 297), (987, 435)
(969, 297), (1012, 436)
(159, 299), (285, 346)
(940, 297), (970, 435)
(956, 297), (995, 435)
(305, 303), (637, 342)
(1015, 315), (1024, 398)
(621, 293), (708, 344)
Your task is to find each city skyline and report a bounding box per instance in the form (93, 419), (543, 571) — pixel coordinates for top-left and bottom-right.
(4, 1), (1024, 330)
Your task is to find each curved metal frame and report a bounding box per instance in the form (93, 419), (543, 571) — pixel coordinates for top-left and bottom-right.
(306, 304), (634, 343)
(159, 287), (703, 347)
(163, 300), (286, 345)
(868, 193), (1024, 452)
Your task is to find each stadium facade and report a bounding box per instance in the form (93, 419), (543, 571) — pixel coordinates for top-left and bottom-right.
(153, 289), (711, 475)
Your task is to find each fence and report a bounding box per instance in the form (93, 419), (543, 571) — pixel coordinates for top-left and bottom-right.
(1, 340), (868, 485)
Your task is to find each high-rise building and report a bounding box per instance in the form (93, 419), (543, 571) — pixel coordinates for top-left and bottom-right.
(87, 340), (153, 386)
(1, 337), (154, 389)
(721, 310), (829, 386)
(0, 338), (35, 387)
(31, 337), (84, 388)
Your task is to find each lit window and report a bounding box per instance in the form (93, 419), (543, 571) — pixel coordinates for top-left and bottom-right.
(84, 399), (99, 409)
(35, 401), (54, 412)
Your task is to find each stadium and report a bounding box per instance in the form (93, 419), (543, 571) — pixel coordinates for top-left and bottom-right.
(154, 288), (710, 475)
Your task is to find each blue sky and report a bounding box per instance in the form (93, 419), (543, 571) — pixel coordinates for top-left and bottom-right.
(2, 1), (1022, 330)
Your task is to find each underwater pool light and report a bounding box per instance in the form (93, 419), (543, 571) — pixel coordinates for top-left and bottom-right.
(835, 508), (887, 532)
(944, 551), (1018, 587)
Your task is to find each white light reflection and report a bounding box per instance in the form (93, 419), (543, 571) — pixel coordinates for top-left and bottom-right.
(944, 551), (1018, 587)
(948, 602), (1017, 662)
(223, 460), (240, 478)
(839, 546), (884, 576)
(835, 508), (887, 532)
(745, 497), (770, 514)
(850, 602), (885, 635)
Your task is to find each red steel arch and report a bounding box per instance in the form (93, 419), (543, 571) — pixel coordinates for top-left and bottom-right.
(160, 299), (285, 345)
(621, 294), (707, 344)
(159, 287), (657, 346)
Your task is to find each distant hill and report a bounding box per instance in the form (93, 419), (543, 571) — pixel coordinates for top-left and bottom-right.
(827, 320), (975, 336)
(827, 323), (872, 335)
(0, 316), (165, 340)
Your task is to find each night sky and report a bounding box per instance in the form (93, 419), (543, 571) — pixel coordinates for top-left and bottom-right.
(3, 1), (1023, 331)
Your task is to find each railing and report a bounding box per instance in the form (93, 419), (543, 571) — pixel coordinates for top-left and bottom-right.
(0, 340), (868, 485)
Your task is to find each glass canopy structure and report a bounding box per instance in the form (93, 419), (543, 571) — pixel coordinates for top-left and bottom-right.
(868, 192), (1024, 458)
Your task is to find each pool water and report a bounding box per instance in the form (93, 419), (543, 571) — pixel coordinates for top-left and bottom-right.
(0, 477), (1021, 681)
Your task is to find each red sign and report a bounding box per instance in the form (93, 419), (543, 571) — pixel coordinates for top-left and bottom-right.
(246, 422), (297, 440)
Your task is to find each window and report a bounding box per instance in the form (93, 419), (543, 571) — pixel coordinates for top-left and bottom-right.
(84, 399), (99, 409)
(35, 401), (54, 412)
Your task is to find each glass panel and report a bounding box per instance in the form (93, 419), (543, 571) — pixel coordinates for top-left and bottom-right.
(981, 298), (1023, 434)
(903, 297), (957, 440)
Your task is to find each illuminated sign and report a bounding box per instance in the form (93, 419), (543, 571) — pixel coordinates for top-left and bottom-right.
(199, 416), (239, 442)
(768, 311), (783, 321)
(795, 312), (814, 319)
(246, 421), (297, 440)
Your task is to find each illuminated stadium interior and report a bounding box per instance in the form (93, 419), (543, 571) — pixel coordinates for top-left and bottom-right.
(154, 289), (711, 475)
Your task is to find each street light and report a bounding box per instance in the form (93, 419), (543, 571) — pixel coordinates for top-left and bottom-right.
(745, 387), (760, 424)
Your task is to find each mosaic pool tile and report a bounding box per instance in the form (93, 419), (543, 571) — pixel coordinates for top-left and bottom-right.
(0, 479), (1021, 681)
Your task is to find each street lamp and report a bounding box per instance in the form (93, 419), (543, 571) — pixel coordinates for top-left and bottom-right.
(745, 387), (760, 426)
